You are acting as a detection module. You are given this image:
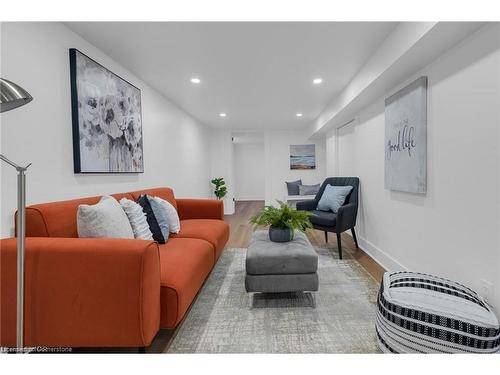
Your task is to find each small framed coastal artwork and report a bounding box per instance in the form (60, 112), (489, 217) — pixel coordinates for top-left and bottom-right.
(384, 76), (427, 193)
(290, 144), (316, 170)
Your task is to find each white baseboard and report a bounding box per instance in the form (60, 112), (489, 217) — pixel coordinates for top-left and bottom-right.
(356, 235), (408, 273)
(235, 198), (265, 202)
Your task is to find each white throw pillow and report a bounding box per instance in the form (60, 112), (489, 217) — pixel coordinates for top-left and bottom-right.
(150, 196), (181, 233)
(77, 195), (134, 239)
(119, 198), (154, 240)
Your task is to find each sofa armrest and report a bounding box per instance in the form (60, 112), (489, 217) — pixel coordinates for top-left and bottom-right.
(295, 199), (317, 211)
(176, 199), (224, 220)
(336, 203), (358, 233)
(0, 237), (160, 348)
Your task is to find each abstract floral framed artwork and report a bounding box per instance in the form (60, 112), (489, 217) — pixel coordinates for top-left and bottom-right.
(69, 48), (144, 173)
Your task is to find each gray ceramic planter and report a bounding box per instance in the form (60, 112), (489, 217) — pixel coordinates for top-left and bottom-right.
(268, 226), (294, 242)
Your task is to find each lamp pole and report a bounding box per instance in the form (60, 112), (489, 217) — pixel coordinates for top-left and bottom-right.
(1, 78), (33, 352)
(0, 154), (30, 350)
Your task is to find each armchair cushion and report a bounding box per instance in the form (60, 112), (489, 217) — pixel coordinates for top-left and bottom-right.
(309, 210), (337, 227)
(317, 184), (353, 213)
(295, 199), (317, 211)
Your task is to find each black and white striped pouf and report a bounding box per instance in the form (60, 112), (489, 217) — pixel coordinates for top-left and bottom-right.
(376, 271), (500, 353)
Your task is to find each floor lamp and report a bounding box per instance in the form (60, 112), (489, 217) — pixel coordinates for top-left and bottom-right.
(0, 78), (33, 351)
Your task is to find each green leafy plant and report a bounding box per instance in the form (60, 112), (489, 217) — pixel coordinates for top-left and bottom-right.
(250, 201), (312, 231)
(211, 177), (227, 200)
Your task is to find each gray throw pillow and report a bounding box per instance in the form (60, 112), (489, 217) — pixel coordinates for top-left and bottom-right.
(317, 185), (353, 213)
(299, 184), (320, 195)
(286, 179), (302, 195)
(147, 195), (170, 241)
(150, 196), (181, 234)
(77, 195), (134, 239)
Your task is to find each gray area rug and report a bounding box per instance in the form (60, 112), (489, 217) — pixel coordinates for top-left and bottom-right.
(167, 246), (381, 353)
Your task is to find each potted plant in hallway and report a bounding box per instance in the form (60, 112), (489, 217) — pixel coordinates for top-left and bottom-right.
(211, 177), (227, 200)
(250, 201), (312, 242)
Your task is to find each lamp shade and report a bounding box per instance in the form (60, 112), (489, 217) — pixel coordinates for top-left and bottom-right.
(0, 78), (33, 113)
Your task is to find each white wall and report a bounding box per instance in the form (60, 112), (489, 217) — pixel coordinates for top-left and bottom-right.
(326, 24), (500, 312)
(210, 129), (326, 210)
(325, 129), (337, 177)
(234, 142), (265, 200)
(209, 130), (235, 214)
(264, 130), (326, 206)
(0, 22), (211, 236)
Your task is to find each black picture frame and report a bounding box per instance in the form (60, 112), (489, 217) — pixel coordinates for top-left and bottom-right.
(69, 48), (144, 173)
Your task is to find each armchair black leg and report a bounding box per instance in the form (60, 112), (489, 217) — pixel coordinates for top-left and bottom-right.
(351, 228), (359, 248)
(324, 231), (328, 243)
(336, 232), (343, 260)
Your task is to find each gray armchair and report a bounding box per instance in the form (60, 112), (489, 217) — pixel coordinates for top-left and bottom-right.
(296, 177), (359, 259)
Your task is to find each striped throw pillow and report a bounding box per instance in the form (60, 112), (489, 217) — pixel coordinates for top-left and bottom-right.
(119, 198), (153, 241)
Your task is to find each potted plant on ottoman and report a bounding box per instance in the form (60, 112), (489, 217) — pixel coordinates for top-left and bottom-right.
(250, 201), (312, 242)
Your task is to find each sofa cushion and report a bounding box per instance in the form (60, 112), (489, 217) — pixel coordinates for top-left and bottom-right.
(309, 210), (337, 227)
(130, 187), (177, 210)
(172, 219), (229, 260)
(25, 193), (134, 238)
(158, 238), (214, 328)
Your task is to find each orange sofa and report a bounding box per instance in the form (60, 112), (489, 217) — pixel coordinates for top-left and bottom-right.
(0, 187), (229, 348)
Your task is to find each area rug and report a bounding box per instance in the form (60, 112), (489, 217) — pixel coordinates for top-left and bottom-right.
(167, 246), (381, 353)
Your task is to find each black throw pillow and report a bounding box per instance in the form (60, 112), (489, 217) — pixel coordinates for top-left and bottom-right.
(137, 194), (165, 244)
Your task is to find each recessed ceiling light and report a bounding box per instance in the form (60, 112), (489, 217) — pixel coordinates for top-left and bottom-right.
(313, 78), (323, 85)
(190, 77), (201, 84)
(296, 113), (303, 117)
(219, 113), (227, 117)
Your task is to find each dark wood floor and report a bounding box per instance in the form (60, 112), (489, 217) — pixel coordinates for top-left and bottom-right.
(92, 200), (385, 353)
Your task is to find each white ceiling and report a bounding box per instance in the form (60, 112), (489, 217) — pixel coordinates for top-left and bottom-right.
(66, 22), (397, 130)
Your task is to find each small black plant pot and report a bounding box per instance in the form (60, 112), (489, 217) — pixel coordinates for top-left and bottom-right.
(268, 226), (294, 242)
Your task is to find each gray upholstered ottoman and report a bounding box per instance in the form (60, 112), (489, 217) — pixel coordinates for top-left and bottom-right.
(245, 230), (318, 293)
